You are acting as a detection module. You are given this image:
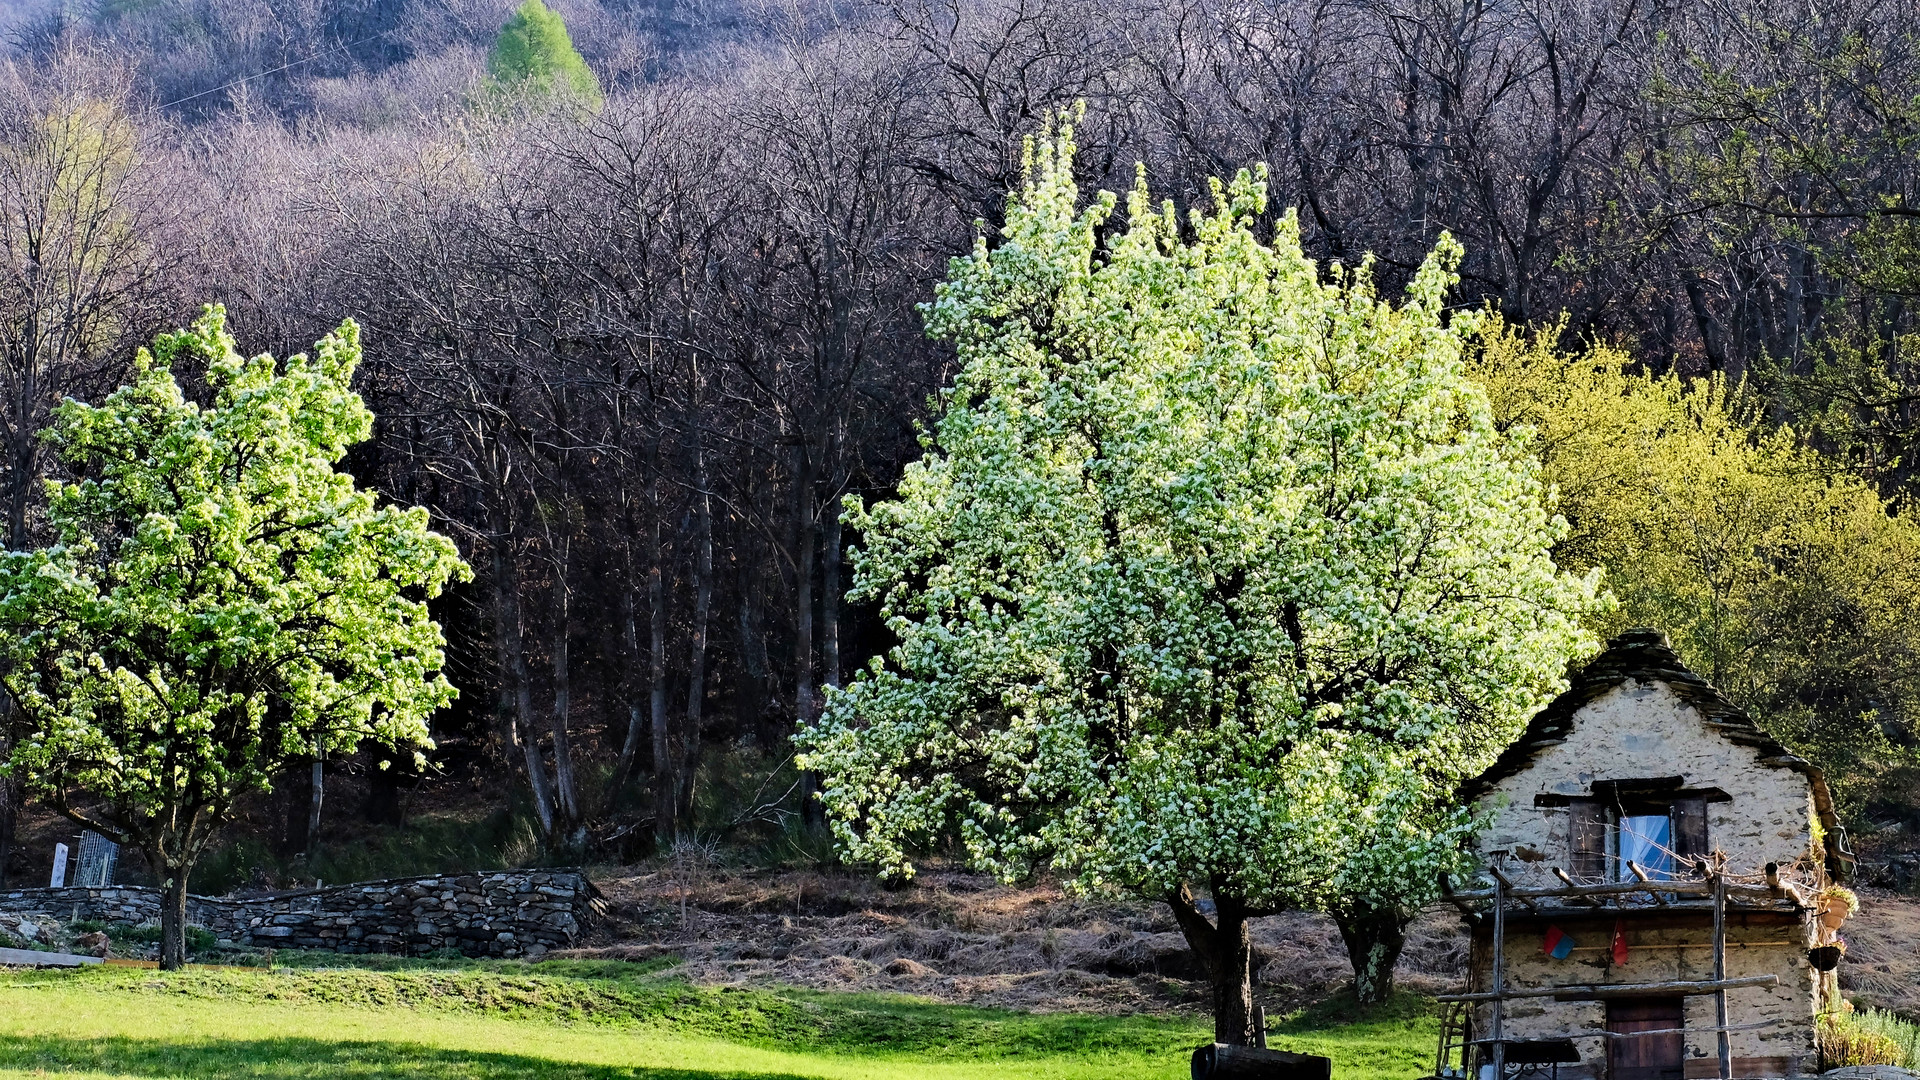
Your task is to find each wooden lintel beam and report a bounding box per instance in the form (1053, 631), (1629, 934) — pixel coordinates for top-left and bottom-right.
(1436, 974), (1779, 1003)
(1446, 880), (1789, 903)
(1469, 1019), (1784, 1043)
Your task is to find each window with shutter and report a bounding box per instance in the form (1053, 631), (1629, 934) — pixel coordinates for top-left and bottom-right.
(1570, 798), (1608, 882)
(1671, 797), (1708, 873)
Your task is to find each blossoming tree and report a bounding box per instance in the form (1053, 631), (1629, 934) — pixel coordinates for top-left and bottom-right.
(0, 307), (468, 969)
(798, 124), (1602, 1039)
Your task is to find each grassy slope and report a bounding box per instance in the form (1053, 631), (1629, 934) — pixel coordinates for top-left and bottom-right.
(0, 959), (1436, 1080)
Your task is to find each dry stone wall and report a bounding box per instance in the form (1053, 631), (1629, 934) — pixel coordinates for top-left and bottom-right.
(0, 870), (603, 959)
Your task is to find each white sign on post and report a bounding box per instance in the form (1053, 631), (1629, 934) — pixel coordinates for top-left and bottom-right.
(49, 843), (69, 888)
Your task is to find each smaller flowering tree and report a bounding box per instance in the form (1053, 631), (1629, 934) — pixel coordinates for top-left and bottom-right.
(0, 307), (468, 969)
(799, 123), (1602, 1040)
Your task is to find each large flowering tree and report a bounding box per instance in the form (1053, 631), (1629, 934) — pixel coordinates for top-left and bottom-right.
(0, 307), (468, 969)
(798, 124), (1602, 1039)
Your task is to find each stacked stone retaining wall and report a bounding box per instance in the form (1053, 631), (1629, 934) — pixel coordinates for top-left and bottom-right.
(0, 869), (603, 958)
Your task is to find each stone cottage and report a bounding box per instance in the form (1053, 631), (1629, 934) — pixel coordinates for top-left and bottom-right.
(1437, 629), (1856, 1080)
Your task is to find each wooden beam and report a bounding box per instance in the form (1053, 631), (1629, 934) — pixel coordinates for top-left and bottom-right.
(1448, 879), (1793, 904)
(1552, 867), (1603, 906)
(1471, 1020), (1783, 1043)
(1491, 869), (1506, 1080)
(1628, 862), (1670, 906)
(1436, 974), (1780, 1003)
(1491, 867), (1540, 913)
(1438, 873), (1479, 916)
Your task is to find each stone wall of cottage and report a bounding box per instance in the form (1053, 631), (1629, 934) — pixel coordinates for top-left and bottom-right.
(1468, 678), (1824, 1078)
(0, 869), (603, 959)
(1475, 919), (1817, 1078)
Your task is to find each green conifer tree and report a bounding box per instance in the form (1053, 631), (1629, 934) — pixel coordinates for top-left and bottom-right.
(486, 0), (602, 106)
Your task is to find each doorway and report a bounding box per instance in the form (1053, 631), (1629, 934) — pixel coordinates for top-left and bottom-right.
(1608, 998), (1685, 1080)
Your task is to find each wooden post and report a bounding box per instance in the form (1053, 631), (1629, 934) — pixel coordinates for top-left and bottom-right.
(1713, 871), (1730, 1080)
(1492, 871), (1506, 1080)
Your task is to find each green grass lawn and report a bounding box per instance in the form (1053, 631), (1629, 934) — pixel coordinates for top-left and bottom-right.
(0, 957), (1437, 1080)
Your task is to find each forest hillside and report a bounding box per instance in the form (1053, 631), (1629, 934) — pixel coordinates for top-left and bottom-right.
(0, 0), (1916, 896)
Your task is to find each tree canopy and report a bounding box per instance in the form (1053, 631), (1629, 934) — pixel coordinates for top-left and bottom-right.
(0, 306), (469, 967)
(1472, 319), (1920, 821)
(798, 125), (1603, 1038)
(486, 0), (602, 107)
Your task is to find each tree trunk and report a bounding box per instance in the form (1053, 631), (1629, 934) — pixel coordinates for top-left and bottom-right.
(0, 771), (13, 890)
(822, 487), (842, 695)
(1169, 882), (1257, 1046)
(550, 574), (580, 829)
(8, 425), (36, 552)
(616, 530), (645, 789)
(793, 445), (823, 827)
(159, 862), (191, 970)
(306, 758), (324, 855)
(737, 536), (771, 745)
(649, 468), (673, 845)
(0, 707), (13, 888)
(680, 434), (713, 826)
(1335, 905), (1409, 1007)
(492, 540), (555, 837)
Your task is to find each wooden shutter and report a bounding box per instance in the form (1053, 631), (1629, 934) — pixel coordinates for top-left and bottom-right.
(1570, 798), (1608, 882)
(1672, 797), (1709, 873)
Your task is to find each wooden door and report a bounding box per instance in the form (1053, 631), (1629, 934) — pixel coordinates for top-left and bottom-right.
(1608, 998), (1685, 1080)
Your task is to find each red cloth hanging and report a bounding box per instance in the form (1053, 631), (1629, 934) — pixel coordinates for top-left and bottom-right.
(1611, 919), (1629, 966)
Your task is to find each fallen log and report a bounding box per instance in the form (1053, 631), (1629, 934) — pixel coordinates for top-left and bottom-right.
(0, 946), (103, 968)
(1191, 1043), (1333, 1080)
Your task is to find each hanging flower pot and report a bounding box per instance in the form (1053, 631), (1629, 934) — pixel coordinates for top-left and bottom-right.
(1809, 945), (1844, 972)
(1814, 886), (1858, 931)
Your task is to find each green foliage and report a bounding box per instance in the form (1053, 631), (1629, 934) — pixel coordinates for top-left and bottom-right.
(189, 810), (540, 895)
(1471, 318), (1920, 819)
(105, 922), (218, 954)
(1820, 1007), (1920, 1069)
(0, 306), (469, 938)
(1841, 1008), (1920, 1069)
(485, 0), (602, 107)
(800, 120), (1602, 921)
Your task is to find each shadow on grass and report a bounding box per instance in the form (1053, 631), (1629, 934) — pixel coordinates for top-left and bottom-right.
(0, 1034), (816, 1079)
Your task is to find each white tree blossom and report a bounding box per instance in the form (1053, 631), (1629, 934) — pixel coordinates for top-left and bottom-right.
(798, 120), (1603, 1039)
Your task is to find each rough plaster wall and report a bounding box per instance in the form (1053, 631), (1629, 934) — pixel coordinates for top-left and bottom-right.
(1478, 680), (1818, 888)
(1476, 921), (1816, 1075)
(1463, 679), (1821, 1077)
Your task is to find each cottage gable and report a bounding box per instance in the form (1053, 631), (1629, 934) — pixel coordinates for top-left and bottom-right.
(1469, 628), (1849, 886)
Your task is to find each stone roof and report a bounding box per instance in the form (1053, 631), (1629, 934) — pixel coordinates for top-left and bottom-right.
(1466, 627), (1854, 879)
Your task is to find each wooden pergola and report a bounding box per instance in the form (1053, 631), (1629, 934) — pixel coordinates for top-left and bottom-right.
(1431, 863), (1807, 1080)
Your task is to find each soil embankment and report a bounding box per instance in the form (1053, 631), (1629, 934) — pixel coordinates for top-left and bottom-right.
(567, 867), (1920, 1019)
